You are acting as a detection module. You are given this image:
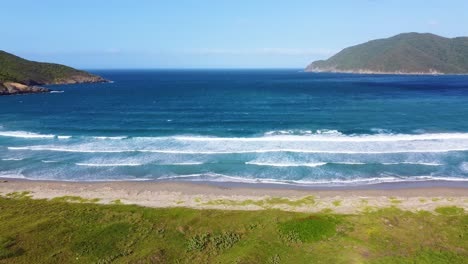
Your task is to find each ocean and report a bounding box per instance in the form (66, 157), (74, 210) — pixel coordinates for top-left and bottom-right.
(1, 69), (468, 186)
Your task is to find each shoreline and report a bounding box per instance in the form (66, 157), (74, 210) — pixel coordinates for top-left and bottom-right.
(1, 178), (467, 214)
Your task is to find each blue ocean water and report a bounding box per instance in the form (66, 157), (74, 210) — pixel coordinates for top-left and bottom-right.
(1, 70), (468, 185)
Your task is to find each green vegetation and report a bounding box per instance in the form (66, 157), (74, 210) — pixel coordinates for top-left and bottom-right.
(5, 191), (32, 200)
(0, 197), (467, 263)
(50, 196), (101, 203)
(111, 199), (123, 205)
(0, 236), (21, 260)
(187, 232), (240, 252)
(204, 195), (316, 208)
(389, 197), (402, 205)
(306, 32), (468, 74)
(435, 206), (465, 216)
(332, 199), (342, 206)
(278, 215), (338, 243)
(0, 50), (106, 95)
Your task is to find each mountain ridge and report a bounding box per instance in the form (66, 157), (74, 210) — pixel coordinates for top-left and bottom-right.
(305, 33), (468, 74)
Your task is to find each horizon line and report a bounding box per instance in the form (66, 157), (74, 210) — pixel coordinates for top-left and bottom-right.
(83, 67), (305, 71)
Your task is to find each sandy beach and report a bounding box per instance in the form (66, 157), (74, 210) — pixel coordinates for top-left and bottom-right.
(1, 179), (467, 214)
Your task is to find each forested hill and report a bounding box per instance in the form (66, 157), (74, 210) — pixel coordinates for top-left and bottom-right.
(306, 33), (468, 74)
(0, 51), (107, 95)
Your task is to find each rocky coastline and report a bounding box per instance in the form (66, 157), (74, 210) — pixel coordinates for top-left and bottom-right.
(304, 66), (446, 75)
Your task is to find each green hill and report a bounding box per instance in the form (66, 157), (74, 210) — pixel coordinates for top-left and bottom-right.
(0, 51), (107, 95)
(305, 33), (468, 74)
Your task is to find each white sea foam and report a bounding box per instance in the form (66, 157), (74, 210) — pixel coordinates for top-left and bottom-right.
(4, 129), (468, 143)
(246, 162), (327, 167)
(74, 161), (205, 167)
(156, 173), (468, 185)
(157, 173), (251, 182)
(382, 162), (443, 166)
(0, 131), (72, 139)
(50, 91), (64, 93)
(169, 162), (204, 165)
(264, 129), (342, 136)
(5, 132), (468, 160)
(93, 136), (128, 140)
(460, 162), (468, 173)
(0, 131), (55, 139)
(4, 176), (153, 182)
(1, 158), (24, 161)
(41, 160), (59, 163)
(331, 162), (367, 165)
(173, 132), (468, 142)
(245, 161), (442, 167)
(0, 174), (27, 179)
(75, 163), (142, 167)
(8, 146), (468, 154)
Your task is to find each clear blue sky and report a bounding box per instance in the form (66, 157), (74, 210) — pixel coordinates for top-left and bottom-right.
(2, 0), (468, 69)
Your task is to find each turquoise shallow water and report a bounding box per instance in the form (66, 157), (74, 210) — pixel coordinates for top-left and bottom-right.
(1, 70), (468, 185)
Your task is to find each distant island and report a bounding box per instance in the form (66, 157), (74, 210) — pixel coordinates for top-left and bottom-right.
(0, 51), (108, 96)
(305, 32), (468, 74)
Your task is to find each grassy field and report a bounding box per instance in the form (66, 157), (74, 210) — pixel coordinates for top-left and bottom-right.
(0, 193), (467, 263)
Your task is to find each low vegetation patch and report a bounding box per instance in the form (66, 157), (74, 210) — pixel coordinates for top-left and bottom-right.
(332, 200), (342, 206)
(389, 197), (402, 205)
(0, 236), (22, 260)
(434, 206), (465, 216)
(5, 191), (32, 200)
(50, 196), (100, 203)
(111, 199), (122, 205)
(0, 197), (466, 263)
(278, 215), (338, 243)
(187, 232), (240, 252)
(204, 195), (316, 208)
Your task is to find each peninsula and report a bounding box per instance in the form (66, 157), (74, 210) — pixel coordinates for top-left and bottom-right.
(306, 33), (468, 74)
(0, 51), (107, 95)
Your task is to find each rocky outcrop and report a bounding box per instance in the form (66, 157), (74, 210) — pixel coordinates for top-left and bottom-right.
(0, 82), (50, 96)
(0, 50), (109, 96)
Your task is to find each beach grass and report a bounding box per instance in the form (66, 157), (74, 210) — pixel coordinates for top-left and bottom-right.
(0, 197), (466, 263)
(203, 195), (316, 208)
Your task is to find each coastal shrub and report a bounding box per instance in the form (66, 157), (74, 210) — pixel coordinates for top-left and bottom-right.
(187, 233), (210, 251)
(269, 254), (281, 264)
(186, 232), (241, 252)
(210, 232), (240, 250)
(278, 216), (337, 243)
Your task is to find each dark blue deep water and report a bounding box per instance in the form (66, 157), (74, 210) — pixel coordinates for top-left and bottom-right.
(1, 70), (468, 185)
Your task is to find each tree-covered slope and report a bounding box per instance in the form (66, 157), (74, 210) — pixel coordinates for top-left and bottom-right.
(0, 51), (107, 95)
(306, 33), (468, 74)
